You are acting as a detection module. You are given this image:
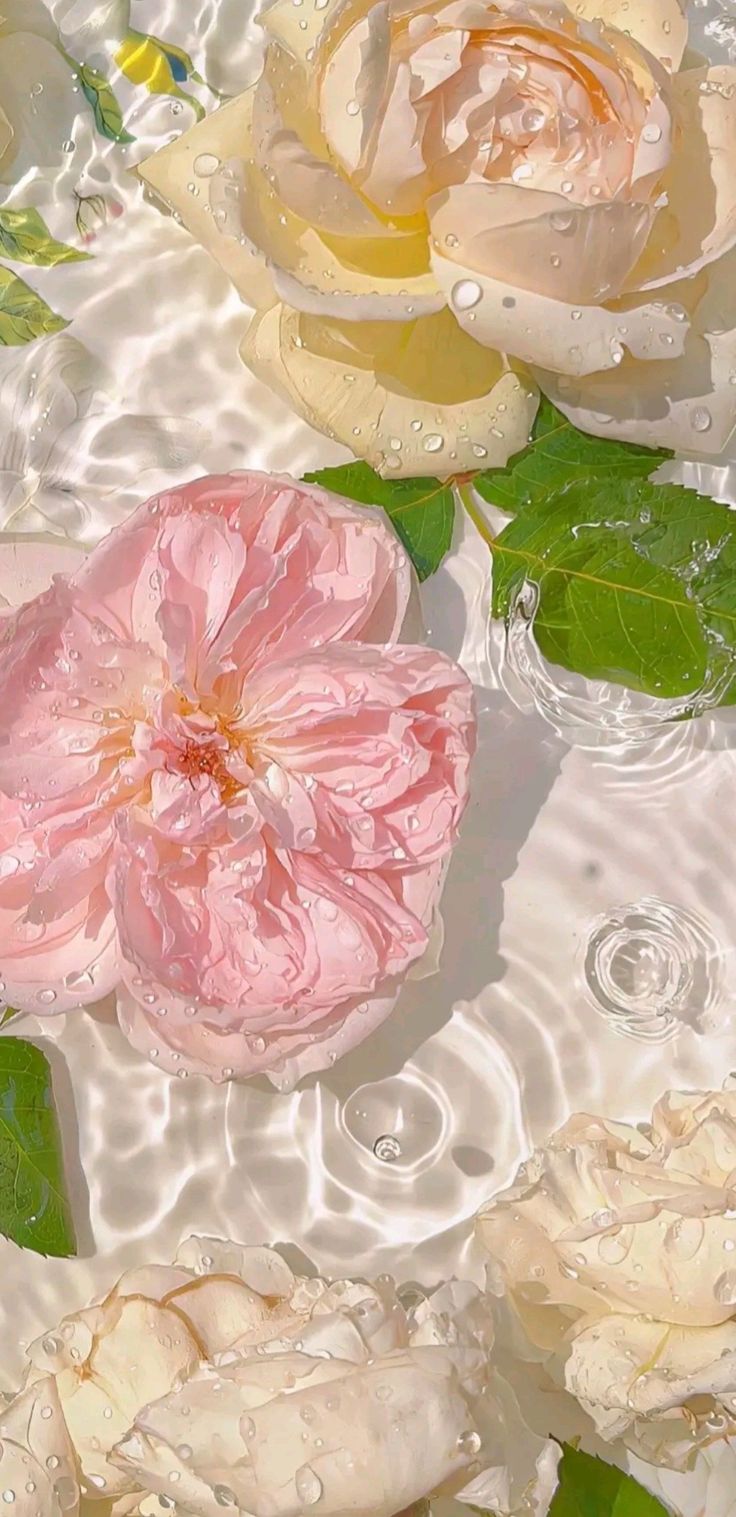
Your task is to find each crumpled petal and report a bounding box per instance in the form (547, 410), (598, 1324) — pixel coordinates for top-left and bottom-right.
(24, 1295), (202, 1499)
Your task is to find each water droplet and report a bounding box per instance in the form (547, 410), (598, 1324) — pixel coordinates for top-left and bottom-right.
(715, 1270), (736, 1306)
(664, 1216), (704, 1261)
(53, 1478), (78, 1511)
(214, 1487), (237, 1508)
(598, 1227), (633, 1265)
(451, 279), (482, 311)
(295, 1466), (323, 1506)
(457, 1429), (482, 1455)
(691, 406), (712, 433)
(194, 153), (220, 177)
(346, 99), (360, 116)
(521, 107), (546, 133)
(423, 433), (444, 453)
(373, 1133), (402, 1163)
(642, 122), (662, 144)
(511, 162), (534, 183)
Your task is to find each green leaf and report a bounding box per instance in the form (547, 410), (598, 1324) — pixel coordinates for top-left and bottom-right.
(76, 61), (135, 143)
(0, 1007), (18, 1028)
(475, 397), (672, 515)
(548, 1444), (671, 1516)
(0, 1037), (76, 1258)
(490, 475), (736, 703)
(0, 266), (69, 345)
(304, 462), (455, 580)
(0, 207), (90, 267)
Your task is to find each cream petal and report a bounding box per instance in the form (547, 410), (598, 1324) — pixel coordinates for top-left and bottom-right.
(259, 0), (355, 66)
(628, 67), (736, 290)
(567, 1314), (736, 1466)
(572, 0), (688, 70)
(138, 92), (277, 310)
(251, 55), (401, 240)
(174, 1236), (298, 1299)
(0, 1379), (79, 1517)
(319, 2), (392, 178)
(26, 1297), (201, 1498)
(115, 1349), (481, 1517)
(139, 89), (438, 319)
(164, 1275), (285, 1356)
(242, 300), (537, 475)
(432, 249), (689, 376)
(537, 250), (736, 454)
(429, 183), (656, 303)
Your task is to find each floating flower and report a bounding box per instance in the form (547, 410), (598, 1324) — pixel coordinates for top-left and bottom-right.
(0, 472), (474, 1085)
(478, 1089), (736, 1469)
(15, 1235), (557, 1517)
(139, 0), (736, 477)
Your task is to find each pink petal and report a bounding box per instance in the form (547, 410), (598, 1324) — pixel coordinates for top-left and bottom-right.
(243, 643), (476, 869)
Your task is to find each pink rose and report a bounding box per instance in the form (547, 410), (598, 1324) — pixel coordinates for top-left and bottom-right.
(0, 475), (475, 1086)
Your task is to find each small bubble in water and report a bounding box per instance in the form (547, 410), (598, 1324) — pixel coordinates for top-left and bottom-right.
(373, 1133), (401, 1163)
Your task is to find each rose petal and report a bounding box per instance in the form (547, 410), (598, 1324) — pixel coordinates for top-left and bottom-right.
(242, 301), (538, 476)
(114, 1348), (483, 1517)
(0, 1378), (79, 1517)
(537, 249), (736, 453)
(432, 248), (689, 376)
(628, 67), (736, 290)
(429, 183), (657, 303)
(572, 0), (688, 70)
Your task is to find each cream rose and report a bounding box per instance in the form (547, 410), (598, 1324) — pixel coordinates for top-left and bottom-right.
(477, 1089), (736, 1470)
(140, 0), (736, 478)
(8, 1236), (557, 1517)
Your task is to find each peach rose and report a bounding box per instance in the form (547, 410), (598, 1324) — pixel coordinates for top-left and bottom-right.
(140, 0), (736, 477)
(478, 1089), (736, 1469)
(0, 473), (474, 1086)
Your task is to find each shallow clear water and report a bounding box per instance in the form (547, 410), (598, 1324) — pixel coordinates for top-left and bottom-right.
(2, 1), (736, 1511)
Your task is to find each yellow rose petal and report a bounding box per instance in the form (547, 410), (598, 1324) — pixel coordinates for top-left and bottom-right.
(243, 302), (537, 476)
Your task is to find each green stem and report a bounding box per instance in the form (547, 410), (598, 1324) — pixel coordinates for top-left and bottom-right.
(456, 479), (497, 554)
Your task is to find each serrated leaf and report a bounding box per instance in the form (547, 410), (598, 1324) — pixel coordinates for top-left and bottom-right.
(304, 462), (454, 580)
(475, 397), (672, 515)
(548, 1444), (671, 1516)
(0, 1037), (76, 1258)
(0, 266), (68, 345)
(76, 60), (135, 143)
(0, 207), (90, 268)
(490, 475), (736, 703)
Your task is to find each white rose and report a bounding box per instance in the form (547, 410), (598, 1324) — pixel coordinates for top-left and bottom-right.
(139, 0), (736, 478)
(477, 1089), (736, 1469)
(0, 1380), (79, 1517)
(8, 1237), (556, 1517)
(113, 1273), (552, 1517)
(22, 1237), (298, 1502)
